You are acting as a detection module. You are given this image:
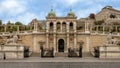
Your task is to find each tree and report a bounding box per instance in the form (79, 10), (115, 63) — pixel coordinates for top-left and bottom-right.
(0, 20), (2, 25)
(15, 21), (23, 25)
(89, 13), (95, 19)
(6, 21), (14, 25)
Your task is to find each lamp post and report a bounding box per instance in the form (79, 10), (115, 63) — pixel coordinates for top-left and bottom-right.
(39, 41), (44, 57)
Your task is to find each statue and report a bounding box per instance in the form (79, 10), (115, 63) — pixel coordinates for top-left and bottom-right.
(106, 33), (117, 45)
(6, 34), (18, 44)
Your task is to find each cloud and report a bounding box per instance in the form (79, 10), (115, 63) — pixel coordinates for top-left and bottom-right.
(0, 0), (120, 25)
(0, 0), (26, 16)
(56, 0), (80, 6)
(16, 12), (38, 25)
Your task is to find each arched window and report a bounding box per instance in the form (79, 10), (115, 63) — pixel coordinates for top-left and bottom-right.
(70, 22), (73, 30)
(62, 22), (66, 32)
(57, 22), (61, 31)
(50, 22), (53, 30)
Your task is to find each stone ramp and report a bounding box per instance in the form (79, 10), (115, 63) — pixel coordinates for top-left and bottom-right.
(55, 52), (68, 57)
(31, 53), (40, 57)
(82, 52), (94, 58)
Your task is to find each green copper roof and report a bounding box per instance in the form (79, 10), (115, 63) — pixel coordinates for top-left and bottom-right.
(48, 8), (56, 17)
(67, 8), (75, 17)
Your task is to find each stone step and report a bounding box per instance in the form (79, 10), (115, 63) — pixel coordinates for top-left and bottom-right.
(55, 52), (68, 57)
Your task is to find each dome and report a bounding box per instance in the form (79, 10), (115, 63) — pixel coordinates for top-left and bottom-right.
(47, 9), (56, 17)
(67, 9), (76, 17)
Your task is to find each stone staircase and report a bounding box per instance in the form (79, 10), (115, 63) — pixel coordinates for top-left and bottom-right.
(55, 52), (68, 57)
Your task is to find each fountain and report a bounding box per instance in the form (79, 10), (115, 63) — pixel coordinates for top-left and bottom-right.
(0, 32), (29, 60)
(93, 32), (120, 58)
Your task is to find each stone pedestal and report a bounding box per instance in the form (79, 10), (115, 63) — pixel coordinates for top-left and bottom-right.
(0, 44), (25, 60)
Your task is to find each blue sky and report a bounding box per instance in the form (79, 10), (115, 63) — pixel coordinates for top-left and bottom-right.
(0, 0), (120, 25)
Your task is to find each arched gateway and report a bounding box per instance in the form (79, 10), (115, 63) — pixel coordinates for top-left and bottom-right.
(58, 39), (64, 52)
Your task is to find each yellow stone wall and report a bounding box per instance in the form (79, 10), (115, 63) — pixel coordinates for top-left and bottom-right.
(89, 35), (107, 50)
(17, 34), (114, 53)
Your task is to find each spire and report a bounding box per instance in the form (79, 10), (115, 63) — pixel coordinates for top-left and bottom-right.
(51, 5), (53, 12)
(70, 8), (72, 12)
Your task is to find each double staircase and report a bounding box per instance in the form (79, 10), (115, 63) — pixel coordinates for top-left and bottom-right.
(30, 52), (93, 57)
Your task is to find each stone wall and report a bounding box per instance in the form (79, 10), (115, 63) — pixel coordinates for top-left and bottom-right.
(20, 34), (110, 53)
(89, 35), (107, 50)
(21, 34), (46, 53)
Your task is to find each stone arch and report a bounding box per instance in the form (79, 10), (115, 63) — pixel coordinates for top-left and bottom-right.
(62, 22), (66, 31)
(70, 22), (73, 30)
(57, 22), (61, 31)
(50, 22), (53, 30)
(58, 39), (64, 52)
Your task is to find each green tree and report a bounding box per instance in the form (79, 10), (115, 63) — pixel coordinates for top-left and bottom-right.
(6, 21), (14, 25)
(15, 21), (23, 25)
(0, 20), (2, 25)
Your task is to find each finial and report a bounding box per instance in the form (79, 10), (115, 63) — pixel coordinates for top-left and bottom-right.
(70, 7), (72, 12)
(51, 5), (53, 11)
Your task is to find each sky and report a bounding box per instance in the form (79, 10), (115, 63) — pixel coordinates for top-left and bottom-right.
(0, 0), (120, 25)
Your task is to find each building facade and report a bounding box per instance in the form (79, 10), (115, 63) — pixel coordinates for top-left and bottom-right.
(0, 6), (120, 53)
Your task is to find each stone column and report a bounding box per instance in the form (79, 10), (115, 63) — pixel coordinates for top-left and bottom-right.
(67, 34), (69, 50)
(54, 22), (56, 32)
(46, 22), (49, 32)
(85, 21), (90, 33)
(34, 23), (36, 30)
(86, 35), (90, 52)
(74, 34), (77, 48)
(46, 34), (49, 48)
(61, 23), (62, 32)
(54, 34), (56, 52)
(36, 22), (38, 31)
(33, 35), (36, 52)
(67, 23), (69, 32)
(74, 22), (76, 32)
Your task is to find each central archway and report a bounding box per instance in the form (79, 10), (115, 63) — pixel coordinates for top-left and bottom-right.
(58, 39), (64, 52)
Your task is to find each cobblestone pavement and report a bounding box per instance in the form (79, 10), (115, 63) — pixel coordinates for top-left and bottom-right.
(0, 57), (120, 62)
